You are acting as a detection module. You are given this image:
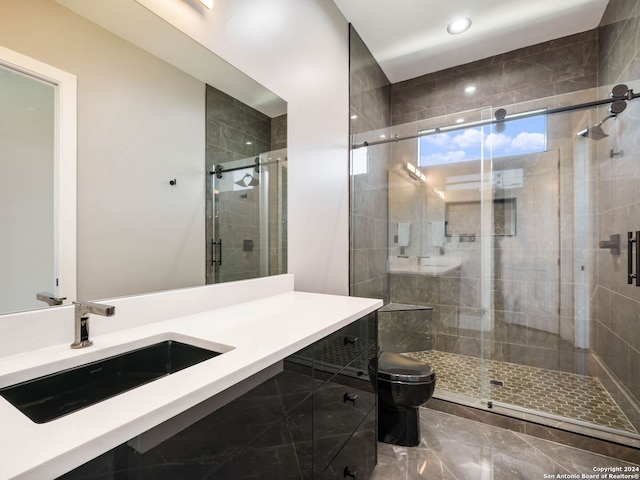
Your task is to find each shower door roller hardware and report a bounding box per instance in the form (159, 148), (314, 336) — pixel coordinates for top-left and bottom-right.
(627, 232), (639, 286)
(211, 238), (222, 266)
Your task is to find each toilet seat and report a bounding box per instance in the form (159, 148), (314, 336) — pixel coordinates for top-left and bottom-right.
(373, 351), (436, 383)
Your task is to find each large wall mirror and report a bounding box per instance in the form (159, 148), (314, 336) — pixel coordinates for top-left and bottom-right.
(0, 0), (287, 315)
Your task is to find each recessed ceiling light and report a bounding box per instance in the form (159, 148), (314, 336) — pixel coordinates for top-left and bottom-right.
(455, 118), (465, 124)
(447, 17), (472, 35)
(246, 141), (252, 145)
(380, 134), (387, 138)
(350, 114), (358, 120)
(465, 85), (477, 94)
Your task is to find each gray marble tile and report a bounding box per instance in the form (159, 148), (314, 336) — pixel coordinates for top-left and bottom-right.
(371, 408), (639, 480)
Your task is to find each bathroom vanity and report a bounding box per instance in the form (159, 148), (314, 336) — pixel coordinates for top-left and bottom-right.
(0, 275), (382, 479)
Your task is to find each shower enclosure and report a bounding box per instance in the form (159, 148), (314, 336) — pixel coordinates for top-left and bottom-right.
(350, 85), (640, 447)
(207, 149), (287, 284)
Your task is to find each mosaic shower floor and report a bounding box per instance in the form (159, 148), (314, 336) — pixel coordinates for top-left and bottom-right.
(404, 350), (637, 434)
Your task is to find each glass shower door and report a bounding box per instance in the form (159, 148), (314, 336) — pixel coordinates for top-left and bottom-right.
(351, 86), (640, 446)
(358, 105), (498, 406)
(416, 107), (498, 409)
(481, 97), (640, 440)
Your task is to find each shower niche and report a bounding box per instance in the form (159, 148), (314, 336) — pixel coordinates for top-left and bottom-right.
(445, 198), (517, 238)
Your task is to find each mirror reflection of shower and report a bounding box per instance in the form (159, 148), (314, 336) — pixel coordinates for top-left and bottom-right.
(210, 149), (287, 285)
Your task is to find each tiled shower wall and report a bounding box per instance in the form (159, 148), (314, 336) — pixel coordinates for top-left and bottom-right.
(390, 31), (598, 125)
(594, 0), (640, 406)
(205, 86), (286, 284)
(349, 26), (391, 302)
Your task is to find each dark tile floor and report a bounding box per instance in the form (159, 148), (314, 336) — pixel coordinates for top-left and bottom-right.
(371, 408), (640, 479)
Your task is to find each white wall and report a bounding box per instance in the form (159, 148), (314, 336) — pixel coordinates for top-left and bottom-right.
(138, 0), (351, 295)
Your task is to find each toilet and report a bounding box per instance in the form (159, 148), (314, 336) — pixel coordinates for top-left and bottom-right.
(368, 351), (436, 447)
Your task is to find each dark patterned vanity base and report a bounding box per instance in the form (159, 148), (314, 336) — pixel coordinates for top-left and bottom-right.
(59, 313), (378, 480)
(59, 369), (375, 480)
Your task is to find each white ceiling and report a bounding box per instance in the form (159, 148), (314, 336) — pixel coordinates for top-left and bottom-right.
(333, 0), (610, 83)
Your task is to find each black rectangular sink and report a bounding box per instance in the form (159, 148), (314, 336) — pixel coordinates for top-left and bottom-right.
(0, 340), (223, 423)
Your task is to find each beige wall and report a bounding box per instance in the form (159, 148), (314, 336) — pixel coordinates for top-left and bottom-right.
(0, 0), (206, 300)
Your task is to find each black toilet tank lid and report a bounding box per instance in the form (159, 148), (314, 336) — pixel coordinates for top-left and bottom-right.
(375, 351), (436, 382)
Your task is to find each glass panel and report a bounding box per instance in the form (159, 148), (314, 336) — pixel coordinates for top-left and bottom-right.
(210, 150), (287, 284)
(483, 97), (640, 439)
(0, 65), (55, 313)
(351, 106), (494, 406)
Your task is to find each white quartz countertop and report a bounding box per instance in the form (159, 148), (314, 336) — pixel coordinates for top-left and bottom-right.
(0, 288), (381, 479)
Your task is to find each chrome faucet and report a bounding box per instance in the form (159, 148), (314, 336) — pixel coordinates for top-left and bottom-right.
(71, 301), (116, 349)
(36, 292), (66, 306)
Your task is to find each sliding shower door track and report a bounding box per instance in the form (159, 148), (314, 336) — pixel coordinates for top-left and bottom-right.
(483, 399), (640, 443)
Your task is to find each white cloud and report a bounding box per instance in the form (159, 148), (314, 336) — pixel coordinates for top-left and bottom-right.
(453, 128), (483, 149)
(485, 133), (511, 151)
(422, 132), (454, 148)
(421, 150), (467, 165)
(510, 132), (545, 151)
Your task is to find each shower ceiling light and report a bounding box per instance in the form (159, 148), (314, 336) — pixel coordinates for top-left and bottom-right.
(447, 17), (472, 35)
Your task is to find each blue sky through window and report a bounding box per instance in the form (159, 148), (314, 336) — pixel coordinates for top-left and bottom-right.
(418, 115), (547, 167)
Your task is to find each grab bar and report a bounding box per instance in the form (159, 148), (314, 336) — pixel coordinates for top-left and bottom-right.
(628, 232), (639, 286)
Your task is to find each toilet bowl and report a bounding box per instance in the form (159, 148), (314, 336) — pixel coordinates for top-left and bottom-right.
(368, 351), (436, 447)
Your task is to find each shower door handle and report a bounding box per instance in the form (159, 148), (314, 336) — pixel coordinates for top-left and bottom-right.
(628, 232), (639, 286)
(637, 231), (639, 286)
(212, 238), (222, 266)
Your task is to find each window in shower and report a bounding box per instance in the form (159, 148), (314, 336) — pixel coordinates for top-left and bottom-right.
(418, 115), (547, 167)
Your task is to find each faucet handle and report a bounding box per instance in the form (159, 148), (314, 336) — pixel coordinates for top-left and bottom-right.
(73, 301), (116, 317)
